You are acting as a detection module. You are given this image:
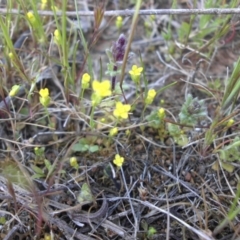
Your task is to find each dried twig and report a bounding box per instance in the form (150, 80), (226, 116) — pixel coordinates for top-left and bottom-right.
(108, 197), (214, 240)
(0, 8), (240, 17)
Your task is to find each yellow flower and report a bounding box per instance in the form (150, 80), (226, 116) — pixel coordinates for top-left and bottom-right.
(27, 12), (37, 27)
(109, 127), (118, 137)
(39, 88), (50, 107)
(113, 102), (131, 120)
(113, 154), (124, 167)
(125, 129), (130, 136)
(9, 85), (20, 97)
(54, 29), (61, 45)
(129, 65), (143, 83)
(70, 157), (79, 169)
(226, 119), (234, 127)
(150, 15), (156, 21)
(158, 108), (165, 119)
(115, 16), (123, 29)
(145, 89), (156, 105)
(41, 0), (48, 10)
(39, 88), (49, 98)
(51, 5), (59, 11)
(8, 52), (14, 59)
(82, 73), (91, 89)
(92, 80), (112, 98)
(44, 233), (51, 240)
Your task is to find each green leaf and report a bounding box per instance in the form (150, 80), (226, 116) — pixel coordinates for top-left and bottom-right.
(179, 94), (207, 126)
(0, 216), (6, 224)
(72, 142), (89, 152)
(89, 145), (99, 153)
(221, 162), (234, 173)
(178, 22), (190, 42)
(167, 123), (188, 146)
(19, 107), (29, 116)
(31, 164), (44, 175)
(2, 163), (29, 188)
(32, 173), (45, 179)
(145, 110), (162, 129)
(218, 137), (240, 162)
(44, 159), (53, 172)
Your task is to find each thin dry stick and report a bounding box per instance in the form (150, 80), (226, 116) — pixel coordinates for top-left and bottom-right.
(3, 8), (240, 16)
(120, 167), (139, 239)
(119, 0), (142, 103)
(109, 197), (213, 240)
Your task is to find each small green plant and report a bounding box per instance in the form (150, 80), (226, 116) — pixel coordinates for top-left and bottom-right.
(72, 138), (99, 153)
(221, 56), (240, 113)
(34, 147), (45, 162)
(179, 94), (207, 126)
(167, 123), (188, 146)
(0, 216), (6, 225)
(31, 159), (54, 179)
(69, 157), (79, 170)
(77, 183), (94, 203)
(213, 182), (240, 236)
(2, 0), (240, 238)
(141, 219), (157, 239)
(217, 137), (240, 162)
(147, 226), (157, 239)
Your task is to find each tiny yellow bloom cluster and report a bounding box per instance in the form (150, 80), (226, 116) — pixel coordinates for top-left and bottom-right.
(109, 127), (118, 137)
(54, 29), (61, 45)
(113, 154), (124, 167)
(92, 80), (111, 97)
(125, 129), (130, 136)
(82, 73), (91, 89)
(145, 89), (156, 105)
(44, 233), (51, 240)
(8, 52), (14, 59)
(51, 5), (59, 11)
(115, 16), (123, 29)
(129, 65), (143, 84)
(9, 85), (20, 97)
(70, 157), (79, 169)
(158, 108), (165, 119)
(27, 12), (37, 28)
(113, 102), (131, 120)
(91, 80), (112, 106)
(41, 0), (48, 10)
(39, 88), (51, 107)
(226, 118), (234, 128)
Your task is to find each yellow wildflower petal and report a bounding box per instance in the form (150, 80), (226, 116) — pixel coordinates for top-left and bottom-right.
(113, 154), (124, 167)
(82, 73), (90, 84)
(158, 108), (165, 119)
(115, 16), (123, 29)
(145, 89), (156, 105)
(109, 127), (118, 136)
(70, 157), (78, 169)
(92, 80), (100, 91)
(39, 88), (49, 98)
(92, 80), (111, 98)
(27, 12), (37, 27)
(9, 85), (20, 97)
(113, 102), (131, 119)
